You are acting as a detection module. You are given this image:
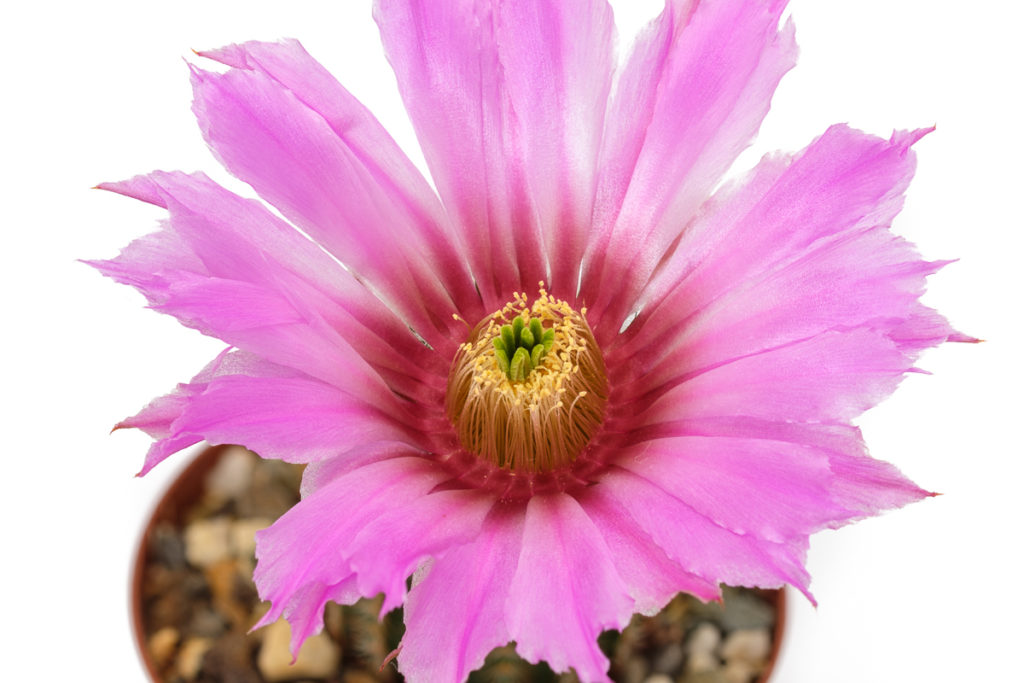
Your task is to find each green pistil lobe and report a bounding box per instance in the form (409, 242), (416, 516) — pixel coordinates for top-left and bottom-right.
(493, 316), (552, 381)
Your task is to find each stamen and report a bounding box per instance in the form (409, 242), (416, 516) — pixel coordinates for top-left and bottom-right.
(445, 284), (608, 473)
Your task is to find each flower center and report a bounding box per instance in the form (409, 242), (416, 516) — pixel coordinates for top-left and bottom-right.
(446, 286), (608, 473)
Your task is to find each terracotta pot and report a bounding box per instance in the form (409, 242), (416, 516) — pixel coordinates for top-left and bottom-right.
(132, 445), (787, 682)
(132, 445), (232, 681)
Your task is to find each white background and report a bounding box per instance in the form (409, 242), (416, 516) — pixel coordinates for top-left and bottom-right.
(1, 1), (1019, 680)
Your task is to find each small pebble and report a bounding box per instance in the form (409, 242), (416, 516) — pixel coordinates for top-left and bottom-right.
(187, 606), (227, 639)
(147, 626), (179, 668)
(184, 517), (232, 568)
(716, 588), (776, 631)
(230, 517), (272, 559)
(686, 622), (722, 673)
(176, 637), (212, 680)
(204, 447), (257, 503)
(722, 660), (757, 683)
(205, 559), (250, 629)
(620, 656), (649, 683)
(682, 671), (730, 683)
(341, 672), (379, 683)
(149, 523), (187, 570)
(201, 632), (260, 683)
(721, 628), (771, 667)
(643, 674), (674, 683)
(653, 642), (684, 674)
(257, 618), (342, 682)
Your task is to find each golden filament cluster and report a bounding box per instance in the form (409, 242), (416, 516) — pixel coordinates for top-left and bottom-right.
(446, 286), (608, 473)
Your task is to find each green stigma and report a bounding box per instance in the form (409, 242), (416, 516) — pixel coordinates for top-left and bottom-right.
(492, 316), (555, 381)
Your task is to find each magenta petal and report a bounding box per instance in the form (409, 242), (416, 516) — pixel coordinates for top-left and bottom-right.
(190, 63), (465, 349)
(251, 576), (361, 658)
(254, 457), (449, 651)
(623, 125), (945, 360)
(578, 488), (721, 613)
(584, 0), (796, 333)
(347, 489), (494, 613)
(148, 270), (398, 410)
(120, 349), (284, 475)
(196, 39), (482, 323)
(373, 0), (531, 301)
(373, 0), (616, 299)
(492, 0), (614, 294)
(93, 172), (444, 400)
(399, 510), (524, 683)
(624, 416), (933, 523)
(170, 374), (419, 464)
(617, 436), (849, 542)
(506, 494), (633, 682)
(598, 468), (813, 600)
(642, 328), (910, 425)
(298, 443), (424, 498)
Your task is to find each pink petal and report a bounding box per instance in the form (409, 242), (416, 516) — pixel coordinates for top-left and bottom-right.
(621, 125), (945, 363)
(254, 457), (450, 651)
(506, 494), (633, 682)
(625, 228), (949, 391)
(148, 270), (399, 410)
(578, 488), (721, 613)
(251, 577), (362, 658)
(84, 224), (205, 294)
(93, 172), (445, 401)
(640, 328), (910, 424)
(190, 63), (465, 350)
(597, 467), (814, 600)
(607, 127), (959, 423)
(492, 0), (615, 294)
(584, 0), (797, 334)
(375, 0), (614, 301)
(196, 39), (483, 324)
(347, 489), (495, 613)
(298, 443), (427, 498)
(119, 349), (289, 475)
(168, 374), (421, 464)
(617, 436), (850, 542)
(623, 416), (932, 521)
(374, 0), (535, 303)
(398, 509), (523, 682)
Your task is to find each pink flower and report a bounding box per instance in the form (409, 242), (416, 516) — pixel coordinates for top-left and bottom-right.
(92, 1), (971, 681)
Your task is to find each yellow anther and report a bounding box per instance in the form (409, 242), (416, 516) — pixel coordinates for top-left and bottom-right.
(445, 285), (608, 473)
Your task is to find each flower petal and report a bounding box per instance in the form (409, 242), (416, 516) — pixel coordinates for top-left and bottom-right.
(190, 61), (465, 350)
(584, 0), (797, 333)
(611, 127), (961, 420)
(92, 172), (444, 402)
(197, 39), (483, 323)
(506, 494), (633, 682)
(597, 467), (814, 600)
(640, 328), (911, 424)
(621, 125), (948, 360)
(146, 270), (399, 409)
(399, 509), (523, 683)
(117, 349), (288, 475)
(617, 436), (851, 542)
(619, 416), (932, 520)
(374, 0), (615, 300)
(254, 456), (450, 651)
(578, 487), (721, 614)
(168, 374), (422, 463)
(347, 489), (495, 613)
(493, 0), (615, 294)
